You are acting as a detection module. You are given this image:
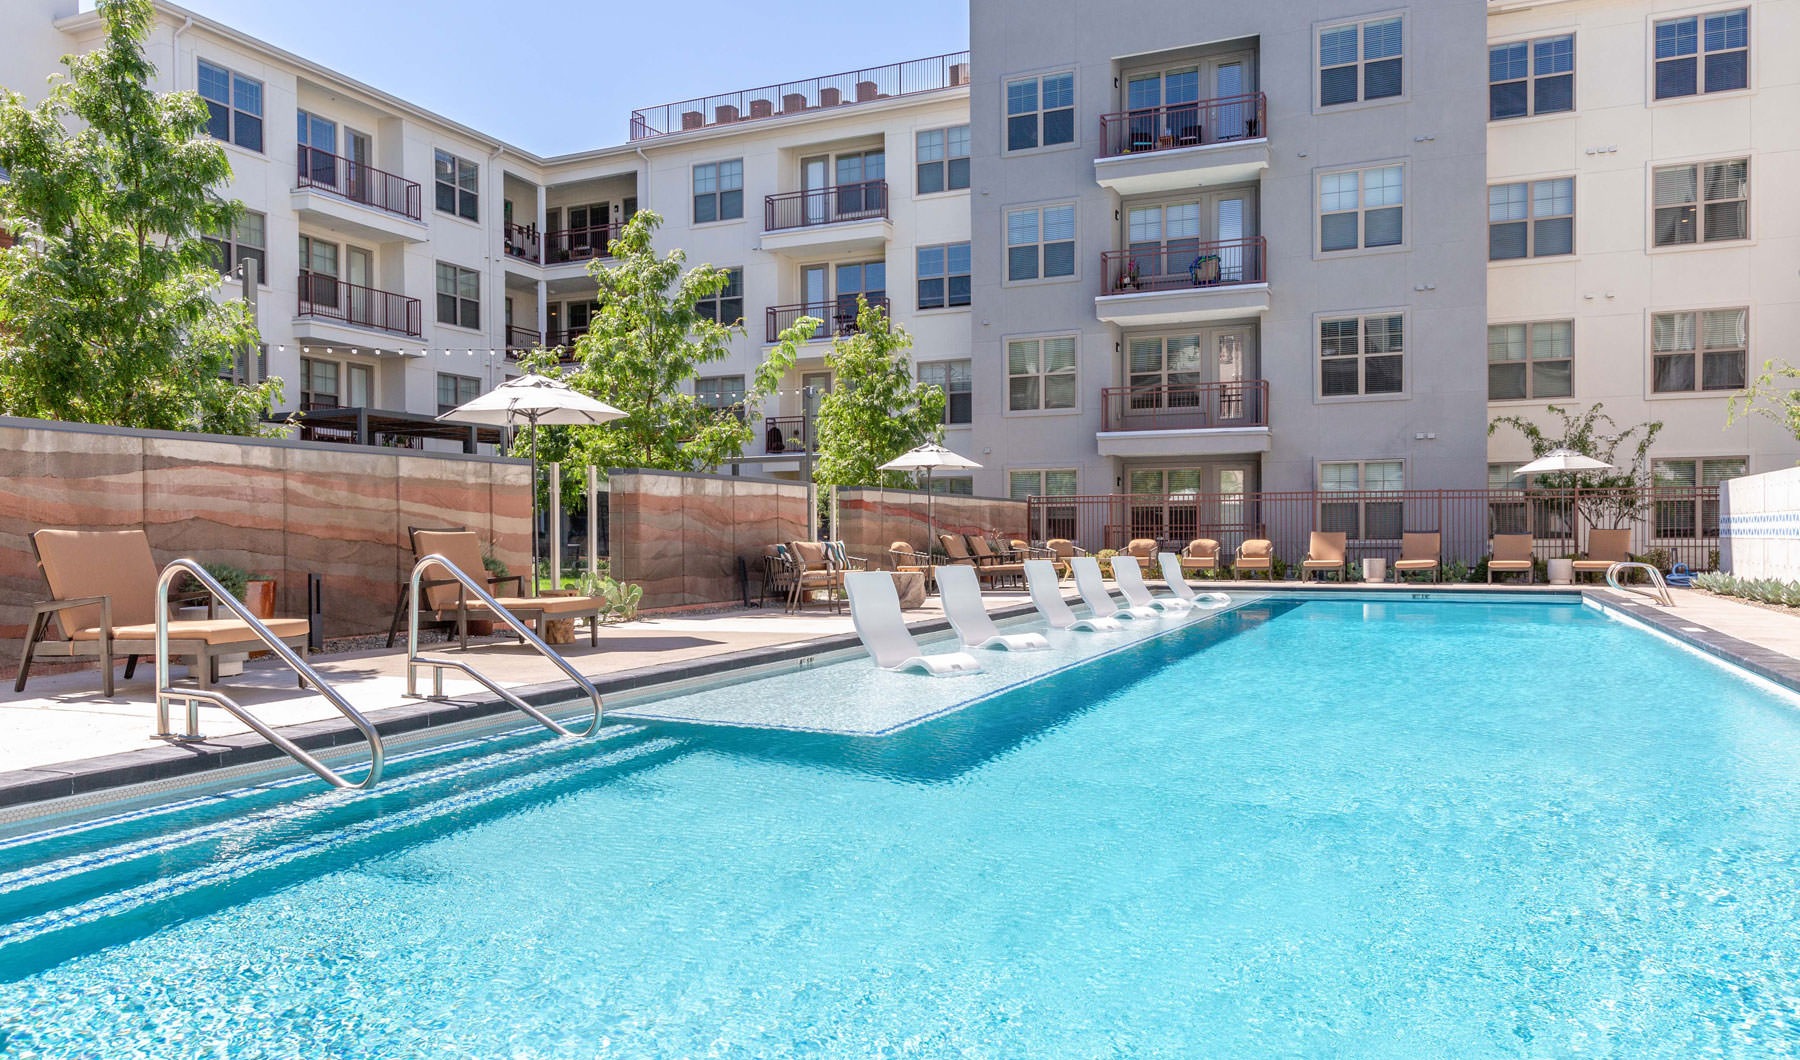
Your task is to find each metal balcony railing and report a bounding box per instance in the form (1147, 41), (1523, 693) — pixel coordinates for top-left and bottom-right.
(1100, 381), (1269, 432)
(764, 180), (889, 231)
(764, 296), (887, 343)
(543, 224), (618, 265)
(1098, 92), (1267, 157)
(1102, 236), (1267, 293)
(760, 415), (813, 454)
(296, 271), (421, 337)
(504, 222), (541, 262)
(294, 145), (422, 221)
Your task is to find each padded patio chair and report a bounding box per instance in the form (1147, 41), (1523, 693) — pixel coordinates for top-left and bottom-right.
(1488, 534), (1534, 584)
(934, 565), (1049, 651)
(1123, 538), (1160, 564)
(968, 536), (1022, 565)
(843, 571), (980, 675)
(1070, 556), (1158, 620)
(1572, 528), (1634, 583)
(1301, 532), (1348, 582)
(1234, 538), (1275, 579)
(1393, 532), (1442, 583)
(785, 541), (843, 613)
(1110, 555), (1192, 612)
(1024, 559), (1121, 632)
(1158, 553), (1232, 609)
(1043, 538), (1087, 580)
(939, 534), (1025, 589)
(410, 530), (604, 648)
(16, 528), (310, 697)
(889, 540), (932, 572)
(1179, 539), (1221, 575)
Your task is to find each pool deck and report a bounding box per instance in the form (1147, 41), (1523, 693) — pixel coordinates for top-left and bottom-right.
(4, 580), (1800, 811)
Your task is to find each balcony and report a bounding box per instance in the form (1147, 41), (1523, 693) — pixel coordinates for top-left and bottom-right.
(630, 51), (969, 140)
(291, 146), (425, 243)
(504, 223), (540, 264)
(760, 415), (814, 455)
(1097, 381), (1271, 460)
(765, 296), (888, 343)
(1094, 94), (1269, 196)
(544, 224), (618, 267)
(1095, 237), (1270, 328)
(760, 181), (891, 255)
(294, 271), (421, 338)
(504, 326), (541, 359)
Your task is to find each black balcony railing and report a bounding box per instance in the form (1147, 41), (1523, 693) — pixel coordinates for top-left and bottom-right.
(544, 224), (619, 265)
(504, 222), (540, 262)
(294, 146), (422, 221)
(764, 296), (888, 343)
(1098, 92), (1267, 157)
(764, 180), (889, 231)
(1100, 381), (1269, 432)
(296, 271), (421, 337)
(761, 415), (813, 454)
(1102, 236), (1267, 293)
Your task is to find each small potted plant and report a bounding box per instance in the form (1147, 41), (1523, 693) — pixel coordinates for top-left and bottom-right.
(1119, 260), (1141, 291)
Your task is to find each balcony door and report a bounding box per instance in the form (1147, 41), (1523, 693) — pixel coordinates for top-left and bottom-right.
(346, 363), (372, 409)
(801, 156), (829, 226)
(344, 129), (371, 203)
(1209, 55), (1256, 139)
(346, 246), (373, 328)
(1123, 325), (1257, 423)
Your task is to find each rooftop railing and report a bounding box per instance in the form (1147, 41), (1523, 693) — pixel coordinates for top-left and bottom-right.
(630, 51), (970, 140)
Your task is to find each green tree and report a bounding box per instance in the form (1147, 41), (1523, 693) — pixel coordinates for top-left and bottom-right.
(1489, 402), (1663, 528)
(0, 0), (279, 434)
(811, 298), (947, 489)
(519, 210), (816, 481)
(1727, 359), (1800, 441)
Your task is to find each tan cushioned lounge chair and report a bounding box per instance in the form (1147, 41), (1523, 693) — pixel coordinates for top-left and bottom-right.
(412, 530), (602, 647)
(1180, 539), (1220, 574)
(1302, 532), (1348, 581)
(785, 541), (843, 613)
(1488, 534), (1534, 583)
(1393, 532), (1441, 582)
(1571, 528), (1633, 582)
(1124, 538), (1160, 562)
(940, 534), (1024, 588)
(1235, 538), (1275, 579)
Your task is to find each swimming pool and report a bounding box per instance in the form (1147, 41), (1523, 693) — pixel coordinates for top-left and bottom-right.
(5, 595), (1800, 1056)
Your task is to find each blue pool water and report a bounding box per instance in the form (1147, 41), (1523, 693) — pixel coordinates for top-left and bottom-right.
(5, 597), (1800, 1057)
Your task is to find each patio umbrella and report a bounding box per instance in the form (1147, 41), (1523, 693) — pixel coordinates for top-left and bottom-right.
(1512, 447), (1613, 479)
(879, 442), (983, 553)
(438, 374), (625, 592)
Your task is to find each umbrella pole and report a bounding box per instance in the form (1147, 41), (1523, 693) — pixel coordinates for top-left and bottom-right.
(529, 413), (540, 598)
(926, 468), (934, 558)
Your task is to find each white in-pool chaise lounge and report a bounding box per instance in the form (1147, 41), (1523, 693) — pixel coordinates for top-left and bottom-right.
(844, 571), (981, 675)
(1158, 553), (1233, 609)
(934, 564), (1050, 651)
(1070, 556), (1159, 620)
(1109, 554), (1194, 612)
(1024, 560), (1121, 632)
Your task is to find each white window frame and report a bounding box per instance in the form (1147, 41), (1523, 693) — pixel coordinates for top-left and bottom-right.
(916, 125), (970, 194)
(1005, 203), (1078, 284)
(696, 267), (744, 325)
(916, 242), (972, 310)
(1315, 13), (1406, 110)
(1317, 163), (1406, 255)
(207, 211), (267, 284)
(1316, 310), (1407, 401)
(692, 159), (744, 224)
(1010, 469), (1079, 499)
(1487, 321), (1573, 402)
(1318, 459), (1406, 540)
(1004, 70), (1077, 153)
(1652, 8), (1750, 101)
(436, 372), (480, 415)
(435, 262), (480, 330)
(1006, 334), (1080, 415)
(1649, 307), (1748, 396)
(1651, 158), (1749, 249)
(197, 59), (263, 152)
(695, 374), (747, 419)
(1487, 177), (1575, 261)
(919, 359), (973, 425)
(1488, 34), (1576, 120)
(432, 150), (479, 222)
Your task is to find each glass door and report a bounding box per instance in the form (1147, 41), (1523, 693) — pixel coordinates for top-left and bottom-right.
(1210, 56), (1254, 139)
(346, 246), (373, 327)
(1203, 191), (1253, 281)
(344, 129), (370, 202)
(346, 364), (372, 409)
(801, 156), (829, 226)
(801, 264), (828, 320)
(1212, 328), (1252, 424)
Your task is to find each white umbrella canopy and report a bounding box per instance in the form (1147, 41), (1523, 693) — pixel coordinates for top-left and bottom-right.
(879, 443), (984, 553)
(438, 374), (625, 593)
(1513, 447), (1613, 477)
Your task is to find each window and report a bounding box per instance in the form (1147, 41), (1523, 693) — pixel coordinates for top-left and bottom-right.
(1006, 72), (1075, 151)
(1653, 457), (1745, 537)
(1489, 35), (1575, 119)
(206, 211), (266, 281)
(435, 263), (480, 329)
(1320, 313), (1404, 397)
(1320, 461), (1404, 539)
(1653, 160), (1748, 246)
(433, 150), (478, 221)
(1006, 204), (1076, 281)
(930, 477), (975, 496)
(1319, 16), (1404, 106)
(696, 267), (743, 325)
(917, 242), (971, 309)
(436, 373), (479, 415)
(695, 375), (746, 418)
(197, 61), (263, 151)
(919, 360), (972, 424)
(693, 160), (744, 223)
(1488, 322), (1573, 400)
(1654, 9), (1748, 99)
(1488, 178), (1574, 259)
(300, 358), (339, 408)
(917, 126), (970, 193)
(1651, 308), (1746, 393)
(1127, 334), (1204, 398)
(1319, 165), (1404, 252)
(1010, 469), (1078, 499)
(1007, 336), (1078, 412)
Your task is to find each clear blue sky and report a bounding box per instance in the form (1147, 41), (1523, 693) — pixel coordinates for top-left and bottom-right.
(125, 0), (970, 156)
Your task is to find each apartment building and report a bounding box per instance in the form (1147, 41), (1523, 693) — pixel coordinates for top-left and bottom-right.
(963, 0), (1493, 517)
(1484, 0), (1800, 508)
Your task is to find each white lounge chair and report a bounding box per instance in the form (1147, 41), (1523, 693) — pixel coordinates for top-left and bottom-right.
(1109, 554), (1193, 612)
(844, 571), (981, 675)
(934, 565), (1050, 651)
(1024, 560), (1121, 632)
(1158, 553), (1232, 609)
(1070, 556), (1158, 620)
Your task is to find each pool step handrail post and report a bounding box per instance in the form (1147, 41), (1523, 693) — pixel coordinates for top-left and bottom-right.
(155, 559), (384, 791)
(1604, 561), (1674, 607)
(406, 553), (605, 737)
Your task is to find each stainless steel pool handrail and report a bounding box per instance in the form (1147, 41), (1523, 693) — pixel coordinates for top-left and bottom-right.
(155, 559), (384, 791)
(405, 554), (604, 737)
(1605, 561), (1674, 607)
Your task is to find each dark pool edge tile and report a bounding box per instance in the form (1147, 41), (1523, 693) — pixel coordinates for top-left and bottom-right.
(1587, 589), (1800, 694)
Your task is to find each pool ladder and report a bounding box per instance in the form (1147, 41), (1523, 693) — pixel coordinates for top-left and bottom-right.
(155, 559), (384, 791)
(404, 554), (605, 737)
(1605, 561), (1675, 607)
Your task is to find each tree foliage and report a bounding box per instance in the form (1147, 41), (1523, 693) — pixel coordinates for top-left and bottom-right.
(0, 0), (279, 433)
(1727, 359), (1800, 441)
(1489, 402), (1663, 528)
(811, 298), (947, 489)
(517, 210), (815, 485)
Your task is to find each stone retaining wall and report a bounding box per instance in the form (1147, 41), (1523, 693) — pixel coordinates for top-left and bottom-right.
(606, 469), (812, 607)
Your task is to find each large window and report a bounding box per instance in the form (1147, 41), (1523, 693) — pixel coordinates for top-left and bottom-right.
(1488, 178), (1574, 259)
(1010, 470), (1078, 498)
(1489, 35), (1575, 119)
(436, 373), (479, 415)
(1319, 165), (1404, 252)
(696, 267), (743, 325)
(1488, 322), (1573, 400)
(1006, 72), (1075, 151)
(1320, 313), (1404, 397)
(1651, 308), (1746, 393)
(198, 61), (263, 151)
(917, 126), (970, 193)
(919, 359), (972, 424)
(1007, 336), (1078, 412)
(917, 242), (971, 309)
(206, 211), (266, 281)
(930, 477), (974, 496)
(695, 375), (746, 418)
(435, 263), (479, 329)
(1320, 460), (1404, 539)
(1006, 204), (1076, 281)
(693, 160), (744, 223)
(1653, 159), (1748, 246)
(1318, 16), (1404, 107)
(1654, 9), (1749, 99)
(433, 150), (478, 221)
(1653, 457), (1746, 537)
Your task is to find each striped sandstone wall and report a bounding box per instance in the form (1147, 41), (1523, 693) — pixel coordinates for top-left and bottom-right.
(837, 488), (1030, 569)
(0, 417), (530, 671)
(606, 469), (812, 608)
